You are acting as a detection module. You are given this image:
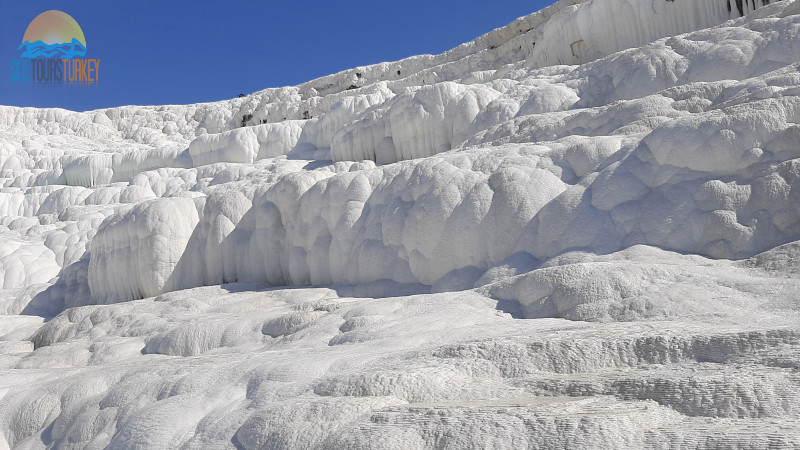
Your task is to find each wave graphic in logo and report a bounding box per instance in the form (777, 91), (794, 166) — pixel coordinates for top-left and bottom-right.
(19, 10), (87, 59)
(18, 38), (86, 59)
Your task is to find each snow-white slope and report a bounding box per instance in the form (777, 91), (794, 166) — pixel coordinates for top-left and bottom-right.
(1, 0), (800, 448)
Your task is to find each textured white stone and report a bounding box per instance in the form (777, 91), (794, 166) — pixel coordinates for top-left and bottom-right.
(1, 0), (799, 448)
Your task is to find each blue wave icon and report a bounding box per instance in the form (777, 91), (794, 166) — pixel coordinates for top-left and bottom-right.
(18, 38), (86, 59)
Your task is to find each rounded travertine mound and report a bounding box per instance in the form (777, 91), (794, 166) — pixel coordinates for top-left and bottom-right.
(87, 197), (200, 303)
(0, 232), (59, 290)
(188, 121), (304, 166)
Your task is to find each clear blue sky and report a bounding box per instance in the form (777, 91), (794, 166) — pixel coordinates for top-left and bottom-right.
(0, 0), (555, 112)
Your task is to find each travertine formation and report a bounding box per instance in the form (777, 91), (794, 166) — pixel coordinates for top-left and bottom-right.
(1, 0), (799, 448)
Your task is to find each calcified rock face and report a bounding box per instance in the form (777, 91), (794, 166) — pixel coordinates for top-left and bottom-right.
(1, 0), (800, 448)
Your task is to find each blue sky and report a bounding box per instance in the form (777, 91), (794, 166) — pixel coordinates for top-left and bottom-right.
(0, 0), (555, 112)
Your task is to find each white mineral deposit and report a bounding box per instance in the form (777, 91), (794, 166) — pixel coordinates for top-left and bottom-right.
(1, 0), (799, 448)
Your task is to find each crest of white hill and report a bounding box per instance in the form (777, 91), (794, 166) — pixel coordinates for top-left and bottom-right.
(0, 0), (799, 313)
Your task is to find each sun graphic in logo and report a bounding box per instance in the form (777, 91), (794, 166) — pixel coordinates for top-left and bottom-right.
(18, 10), (87, 59)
